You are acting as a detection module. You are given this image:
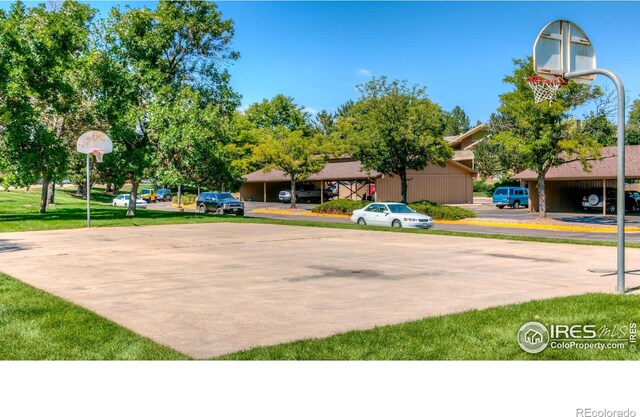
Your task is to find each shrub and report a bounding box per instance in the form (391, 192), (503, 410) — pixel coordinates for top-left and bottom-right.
(311, 199), (370, 214)
(408, 200), (476, 220)
(177, 193), (197, 205)
(473, 178), (521, 196)
(473, 179), (494, 194)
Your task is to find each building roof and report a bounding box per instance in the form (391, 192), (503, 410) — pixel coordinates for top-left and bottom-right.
(243, 159), (382, 183)
(445, 124), (487, 148)
(243, 158), (476, 183)
(513, 145), (640, 181)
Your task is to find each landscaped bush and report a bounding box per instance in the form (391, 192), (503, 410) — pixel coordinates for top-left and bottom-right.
(473, 179), (494, 195)
(408, 200), (476, 220)
(473, 178), (521, 196)
(311, 199), (370, 214)
(177, 193), (197, 205)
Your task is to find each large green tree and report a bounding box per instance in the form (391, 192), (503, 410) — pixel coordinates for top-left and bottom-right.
(443, 105), (471, 136)
(627, 99), (640, 145)
(101, 1), (239, 216)
(242, 95), (327, 208)
(344, 77), (452, 203)
(0, 1), (95, 213)
(152, 86), (240, 193)
(252, 127), (327, 209)
(490, 57), (602, 218)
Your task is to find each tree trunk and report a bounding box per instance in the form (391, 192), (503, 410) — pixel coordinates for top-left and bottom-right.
(290, 178), (297, 209)
(127, 180), (139, 217)
(537, 173), (547, 219)
(47, 181), (55, 205)
(39, 175), (49, 214)
(106, 181), (113, 194)
(399, 168), (408, 204)
(76, 182), (85, 197)
(178, 183), (182, 208)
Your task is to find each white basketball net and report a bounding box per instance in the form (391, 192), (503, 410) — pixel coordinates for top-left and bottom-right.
(526, 76), (567, 103)
(91, 150), (105, 163)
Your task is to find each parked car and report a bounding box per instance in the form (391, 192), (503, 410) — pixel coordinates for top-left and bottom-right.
(196, 192), (244, 215)
(492, 186), (529, 209)
(279, 183), (331, 203)
(324, 184), (338, 198)
(112, 194), (148, 209)
(351, 202), (433, 229)
(582, 189), (640, 214)
(139, 188), (157, 203)
(156, 188), (172, 202)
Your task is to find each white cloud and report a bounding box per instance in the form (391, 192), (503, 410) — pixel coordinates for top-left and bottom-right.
(356, 68), (372, 77)
(303, 107), (320, 116)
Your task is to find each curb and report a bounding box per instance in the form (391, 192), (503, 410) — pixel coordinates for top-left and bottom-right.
(437, 219), (640, 234)
(252, 209), (349, 218)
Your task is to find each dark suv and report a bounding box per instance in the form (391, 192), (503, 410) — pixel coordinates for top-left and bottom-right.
(196, 192), (244, 215)
(582, 189), (640, 214)
(156, 188), (172, 202)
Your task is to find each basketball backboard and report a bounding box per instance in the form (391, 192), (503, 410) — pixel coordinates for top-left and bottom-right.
(533, 20), (596, 83)
(77, 131), (112, 154)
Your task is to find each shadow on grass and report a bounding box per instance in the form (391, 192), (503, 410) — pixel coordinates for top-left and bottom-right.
(0, 207), (196, 223)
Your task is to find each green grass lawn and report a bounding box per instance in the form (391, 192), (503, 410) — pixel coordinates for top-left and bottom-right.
(0, 273), (188, 360)
(219, 293), (640, 360)
(1, 269), (636, 360)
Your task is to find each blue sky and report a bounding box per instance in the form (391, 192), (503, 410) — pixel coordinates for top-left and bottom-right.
(6, 1), (640, 124)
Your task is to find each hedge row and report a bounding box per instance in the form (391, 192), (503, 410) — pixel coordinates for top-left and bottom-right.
(310, 199), (370, 214)
(311, 198), (476, 220)
(408, 200), (476, 220)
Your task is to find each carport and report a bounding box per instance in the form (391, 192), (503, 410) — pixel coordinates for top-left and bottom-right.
(239, 158), (380, 203)
(514, 145), (640, 213)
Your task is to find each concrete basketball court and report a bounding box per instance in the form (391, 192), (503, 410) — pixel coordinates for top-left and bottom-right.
(1, 223), (638, 358)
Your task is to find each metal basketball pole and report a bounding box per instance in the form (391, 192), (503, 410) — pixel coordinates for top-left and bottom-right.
(86, 153), (90, 229)
(565, 69), (626, 294)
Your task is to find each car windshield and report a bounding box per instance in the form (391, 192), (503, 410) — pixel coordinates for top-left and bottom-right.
(218, 193), (234, 200)
(141, 190), (151, 194)
(494, 188), (507, 195)
(388, 204), (414, 213)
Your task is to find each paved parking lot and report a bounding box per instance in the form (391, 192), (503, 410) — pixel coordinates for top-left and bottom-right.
(1, 223), (638, 358)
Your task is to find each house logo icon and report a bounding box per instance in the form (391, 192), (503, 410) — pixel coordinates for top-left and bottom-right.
(518, 322), (549, 353)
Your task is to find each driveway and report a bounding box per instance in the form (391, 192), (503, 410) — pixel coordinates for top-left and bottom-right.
(0, 223), (638, 358)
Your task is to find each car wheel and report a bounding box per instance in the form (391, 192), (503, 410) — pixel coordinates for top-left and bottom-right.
(198, 204), (207, 214)
(113, 202), (116, 206)
(497, 205), (505, 209)
(392, 219), (402, 228)
(215, 207), (224, 215)
(238, 210), (244, 216)
(608, 204), (617, 214)
(513, 201), (520, 209)
(124, 202), (128, 207)
(357, 217), (366, 225)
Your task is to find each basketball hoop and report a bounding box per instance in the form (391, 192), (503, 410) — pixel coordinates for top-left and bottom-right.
(526, 75), (568, 103)
(76, 131), (112, 228)
(91, 149), (105, 163)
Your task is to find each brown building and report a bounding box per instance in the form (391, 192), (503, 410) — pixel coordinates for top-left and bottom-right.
(513, 145), (640, 213)
(446, 123), (488, 172)
(240, 157), (476, 204)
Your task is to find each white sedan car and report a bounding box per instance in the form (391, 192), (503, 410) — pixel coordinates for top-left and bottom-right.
(351, 202), (433, 229)
(112, 194), (148, 209)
